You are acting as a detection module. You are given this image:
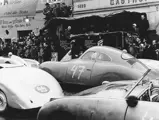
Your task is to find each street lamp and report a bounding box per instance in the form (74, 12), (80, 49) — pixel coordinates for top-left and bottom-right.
(25, 16), (30, 23)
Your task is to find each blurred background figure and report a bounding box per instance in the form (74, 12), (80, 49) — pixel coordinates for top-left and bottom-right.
(138, 14), (149, 41)
(43, 3), (52, 22)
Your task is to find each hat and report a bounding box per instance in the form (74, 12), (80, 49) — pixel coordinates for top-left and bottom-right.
(132, 23), (137, 27)
(70, 40), (75, 44)
(45, 3), (50, 5)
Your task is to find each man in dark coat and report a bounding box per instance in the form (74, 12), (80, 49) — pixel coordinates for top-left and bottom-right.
(43, 42), (51, 62)
(3, 43), (12, 56)
(43, 3), (52, 21)
(138, 14), (149, 41)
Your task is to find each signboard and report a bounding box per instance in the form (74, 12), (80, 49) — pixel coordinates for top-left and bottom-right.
(60, 40), (71, 50)
(84, 39), (97, 49)
(74, 0), (98, 12)
(41, 0), (64, 4)
(74, 0), (159, 12)
(0, 17), (31, 29)
(0, 0), (38, 17)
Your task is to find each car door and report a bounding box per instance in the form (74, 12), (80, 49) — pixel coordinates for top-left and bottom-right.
(125, 101), (159, 120)
(91, 52), (113, 86)
(90, 98), (127, 120)
(66, 51), (97, 85)
(125, 88), (159, 120)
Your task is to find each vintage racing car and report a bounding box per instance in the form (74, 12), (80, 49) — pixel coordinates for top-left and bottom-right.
(37, 69), (159, 120)
(40, 46), (158, 92)
(22, 58), (40, 68)
(0, 64), (64, 113)
(0, 52), (40, 68)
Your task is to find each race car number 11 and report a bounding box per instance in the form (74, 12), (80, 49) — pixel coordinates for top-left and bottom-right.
(71, 65), (86, 80)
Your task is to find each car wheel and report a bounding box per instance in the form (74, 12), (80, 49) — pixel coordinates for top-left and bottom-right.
(0, 91), (7, 112)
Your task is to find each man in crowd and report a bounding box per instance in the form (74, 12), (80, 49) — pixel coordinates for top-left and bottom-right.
(43, 3), (52, 21)
(43, 42), (51, 62)
(138, 14), (149, 41)
(3, 42), (12, 56)
(69, 39), (81, 59)
(151, 40), (159, 60)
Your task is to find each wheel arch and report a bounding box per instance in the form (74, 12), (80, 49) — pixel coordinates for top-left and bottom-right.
(38, 101), (76, 120)
(0, 85), (23, 109)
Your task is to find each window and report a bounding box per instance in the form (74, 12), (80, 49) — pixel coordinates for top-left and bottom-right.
(81, 51), (96, 60)
(97, 53), (111, 61)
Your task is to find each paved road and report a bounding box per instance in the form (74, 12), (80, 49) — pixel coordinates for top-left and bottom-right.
(0, 116), (36, 120)
(0, 108), (39, 120)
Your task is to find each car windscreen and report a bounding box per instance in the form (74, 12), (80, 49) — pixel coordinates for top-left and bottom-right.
(121, 52), (148, 73)
(11, 55), (27, 66)
(75, 83), (130, 96)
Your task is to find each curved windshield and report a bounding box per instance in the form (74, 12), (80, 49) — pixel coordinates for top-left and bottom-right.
(11, 55), (27, 66)
(121, 51), (148, 73)
(121, 51), (134, 60)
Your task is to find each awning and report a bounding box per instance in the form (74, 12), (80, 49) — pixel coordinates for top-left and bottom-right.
(41, 11), (145, 34)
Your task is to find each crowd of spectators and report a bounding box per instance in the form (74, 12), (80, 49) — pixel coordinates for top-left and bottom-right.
(125, 36), (159, 60)
(0, 5), (159, 63)
(123, 14), (159, 60)
(0, 1), (73, 63)
(43, 2), (72, 22)
(0, 31), (57, 63)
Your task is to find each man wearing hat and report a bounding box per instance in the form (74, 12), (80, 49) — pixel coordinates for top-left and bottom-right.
(69, 40), (80, 59)
(43, 3), (52, 21)
(132, 23), (139, 33)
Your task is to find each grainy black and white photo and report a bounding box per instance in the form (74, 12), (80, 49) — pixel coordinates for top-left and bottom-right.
(0, 0), (159, 120)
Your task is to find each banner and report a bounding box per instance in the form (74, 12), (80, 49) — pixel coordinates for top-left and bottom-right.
(0, 0), (38, 17)
(0, 17), (31, 29)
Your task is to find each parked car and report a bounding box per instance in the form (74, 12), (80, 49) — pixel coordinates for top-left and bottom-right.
(0, 52), (39, 68)
(37, 69), (159, 120)
(40, 46), (158, 92)
(0, 63), (64, 113)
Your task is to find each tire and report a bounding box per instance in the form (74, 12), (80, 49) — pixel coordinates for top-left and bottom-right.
(0, 91), (7, 112)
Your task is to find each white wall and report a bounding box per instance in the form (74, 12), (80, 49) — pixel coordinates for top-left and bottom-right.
(0, 0), (72, 40)
(0, 12), (45, 39)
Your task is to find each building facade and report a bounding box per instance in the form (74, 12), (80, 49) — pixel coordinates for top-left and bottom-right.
(0, 0), (47, 41)
(73, 0), (159, 35)
(0, 0), (72, 41)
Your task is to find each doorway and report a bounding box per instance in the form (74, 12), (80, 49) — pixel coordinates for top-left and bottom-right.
(18, 30), (32, 39)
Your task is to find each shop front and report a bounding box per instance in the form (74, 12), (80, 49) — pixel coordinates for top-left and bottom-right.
(0, 0), (45, 42)
(73, 0), (159, 35)
(0, 13), (45, 42)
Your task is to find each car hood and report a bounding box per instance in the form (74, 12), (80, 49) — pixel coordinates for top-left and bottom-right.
(0, 67), (64, 109)
(11, 55), (28, 66)
(139, 59), (159, 78)
(139, 59), (159, 70)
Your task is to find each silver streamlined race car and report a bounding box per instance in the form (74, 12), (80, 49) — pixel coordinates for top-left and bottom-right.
(37, 69), (159, 120)
(0, 52), (40, 68)
(40, 46), (158, 92)
(0, 64), (64, 113)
